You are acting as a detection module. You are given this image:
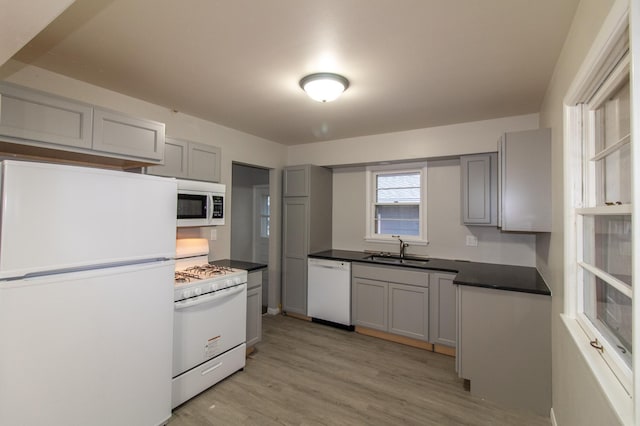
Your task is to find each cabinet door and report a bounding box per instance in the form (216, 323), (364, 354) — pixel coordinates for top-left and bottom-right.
(352, 277), (388, 331)
(146, 137), (188, 178)
(461, 153), (496, 225)
(429, 273), (457, 347)
(500, 128), (551, 232)
(92, 108), (165, 162)
(246, 286), (262, 348)
(388, 282), (429, 340)
(188, 142), (221, 182)
(283, 165), (309, 197)
(0, 82), (93, 149)
(282, 197), (309, 315)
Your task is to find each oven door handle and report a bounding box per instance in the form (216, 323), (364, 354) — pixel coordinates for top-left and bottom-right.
(175, 284), (245, 310)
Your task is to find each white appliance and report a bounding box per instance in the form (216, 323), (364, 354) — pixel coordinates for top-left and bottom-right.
(0, 160), (177, 426)
(172, 238), (247, 408)
(177, 179), (225, 227)
(307, 258), (352, 329)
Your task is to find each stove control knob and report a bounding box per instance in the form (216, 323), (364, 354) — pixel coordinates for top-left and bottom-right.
(194, 287), (202, 296)
(182, 289), (193, 299)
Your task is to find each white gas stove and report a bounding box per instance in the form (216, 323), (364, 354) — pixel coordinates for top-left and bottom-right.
(172, 238), (247, 408)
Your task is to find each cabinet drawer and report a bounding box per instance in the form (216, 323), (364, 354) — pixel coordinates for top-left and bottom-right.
(352, 263), (428, 287)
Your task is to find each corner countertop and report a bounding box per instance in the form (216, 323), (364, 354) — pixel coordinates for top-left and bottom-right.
(308, 250), (550, 296)
(210, 259), (267, 272)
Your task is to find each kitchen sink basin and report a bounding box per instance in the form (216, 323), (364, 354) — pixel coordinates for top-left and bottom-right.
(366, 255), (430, 266)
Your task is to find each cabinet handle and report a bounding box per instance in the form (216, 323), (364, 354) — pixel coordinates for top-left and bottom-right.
(590, 338), (604, 353)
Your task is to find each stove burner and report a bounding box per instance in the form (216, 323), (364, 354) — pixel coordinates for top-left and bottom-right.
(175, 264), (237, 284)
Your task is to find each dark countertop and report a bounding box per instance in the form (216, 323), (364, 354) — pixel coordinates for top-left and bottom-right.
(308, 250), (550, 296)
(211, 259), (267, 272)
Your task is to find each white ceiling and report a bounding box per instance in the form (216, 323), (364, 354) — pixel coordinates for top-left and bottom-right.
(11, 0), (580, 145)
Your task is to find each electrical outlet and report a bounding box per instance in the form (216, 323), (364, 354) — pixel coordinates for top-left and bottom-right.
(466, 235), (478, 247)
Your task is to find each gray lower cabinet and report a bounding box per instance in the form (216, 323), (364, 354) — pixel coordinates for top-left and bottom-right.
(246, 269), (263, 348)
(429, 273), (457, 347)
(456, 285), (551, 416)
(146, 137), (221, 182)
(0, 81), (166, 164)
(352, 263), (429, 341)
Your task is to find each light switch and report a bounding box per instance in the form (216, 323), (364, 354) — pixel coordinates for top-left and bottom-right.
(466, 235), (478, 247)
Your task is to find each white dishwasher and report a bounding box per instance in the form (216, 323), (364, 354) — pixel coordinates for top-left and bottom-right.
(307, 258), (352, 329)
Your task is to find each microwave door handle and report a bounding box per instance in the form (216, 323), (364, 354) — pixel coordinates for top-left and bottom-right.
(174, 284), (245, 310)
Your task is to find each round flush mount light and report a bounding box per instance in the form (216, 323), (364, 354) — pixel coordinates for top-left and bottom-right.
(299, 73), (349, 102)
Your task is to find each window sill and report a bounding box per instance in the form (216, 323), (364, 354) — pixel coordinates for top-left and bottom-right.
(560, 314), (632, 424)
(364, 237), (428, 246)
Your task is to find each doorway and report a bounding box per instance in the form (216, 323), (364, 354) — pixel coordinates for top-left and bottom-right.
(231, 163), (270, 314)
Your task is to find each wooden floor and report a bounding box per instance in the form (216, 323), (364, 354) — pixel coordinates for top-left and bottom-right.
(168, 315), (550, 426)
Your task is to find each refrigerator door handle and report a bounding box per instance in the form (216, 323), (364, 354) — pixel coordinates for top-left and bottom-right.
(175, 285), (245, 310)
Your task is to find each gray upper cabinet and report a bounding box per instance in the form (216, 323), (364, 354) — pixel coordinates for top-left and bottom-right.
(92, 107), (164, 162)
(0, 82), (166, 165)
(460, 153), (497, 226)
(429, 273), (457, 347)
(0, 82), (93, 149)
(282, 165), (332, 316)
(146, 137), (221, 182)
(498, 128), (551, 232)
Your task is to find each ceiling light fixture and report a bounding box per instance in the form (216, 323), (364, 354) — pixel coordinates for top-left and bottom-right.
(299, 73), (349, 102)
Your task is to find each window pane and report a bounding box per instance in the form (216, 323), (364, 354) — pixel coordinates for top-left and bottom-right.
(260, 216), (270, 238)
(595, 144), (631, 204)
(374, 205), (419, 236)
(376, 173), (420, 203)
(582, 215), (632, 285)
(583, 268), (632, 367)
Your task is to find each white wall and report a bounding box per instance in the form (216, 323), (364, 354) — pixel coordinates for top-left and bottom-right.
(537, 0), (620, 424)
(0, 60), (287, 311)
(288, 113), (539, 166)
(293, 114), (541, 266)
(332, 159), (536, 266)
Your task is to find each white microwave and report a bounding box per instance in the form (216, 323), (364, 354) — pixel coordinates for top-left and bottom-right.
(176, 179), (225, 227)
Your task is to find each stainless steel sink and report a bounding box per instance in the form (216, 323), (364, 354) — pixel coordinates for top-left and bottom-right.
(366, 255), (430, 266)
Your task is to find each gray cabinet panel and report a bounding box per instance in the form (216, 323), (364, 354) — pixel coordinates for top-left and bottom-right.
(388, 282), (429, 340)
(188, 143), (221, 182)
(283, 165), (309, 196)
(282, 197), (309, 315)
(0, 82), (92, 149)
(499, 128), (551, 232)
(429, 273), (457, 347)
(352, 277), (388, 331)
(246, 270), (263, 348)
(282, 165), (332, 317)
(147, 138), (221, 182)
(457, 285), (551, 416)
(92, 108), (164, 162)
(461, 153), (496, 225)
(351, 263), (428, 287)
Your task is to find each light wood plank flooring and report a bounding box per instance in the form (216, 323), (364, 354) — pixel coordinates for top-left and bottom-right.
(168, 315), (549, 425)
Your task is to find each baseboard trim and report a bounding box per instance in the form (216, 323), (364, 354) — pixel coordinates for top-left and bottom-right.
(433, 344), (456, 357)
(283, 311), (312, 321)
(355, 326), (434, 351)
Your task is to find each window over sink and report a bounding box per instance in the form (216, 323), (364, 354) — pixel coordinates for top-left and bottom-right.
(365, 163), (427, 243)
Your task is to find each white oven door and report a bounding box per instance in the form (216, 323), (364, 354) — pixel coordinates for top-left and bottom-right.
(172, 283), (247, 378)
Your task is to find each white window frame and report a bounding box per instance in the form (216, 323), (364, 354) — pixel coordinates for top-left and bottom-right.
(364, 163), (428, 244)
(563, 0), (637, 422)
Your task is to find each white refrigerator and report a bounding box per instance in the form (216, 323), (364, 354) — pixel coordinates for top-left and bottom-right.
(0, 161), (177, 426)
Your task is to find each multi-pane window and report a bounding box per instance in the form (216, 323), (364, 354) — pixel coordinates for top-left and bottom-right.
(575, 50), (633, 386)
(367, 166), (426, 241)
(259, 194), (270, 238)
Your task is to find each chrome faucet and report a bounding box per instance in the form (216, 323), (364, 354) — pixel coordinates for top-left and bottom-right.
(394, 235), (409, 259)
